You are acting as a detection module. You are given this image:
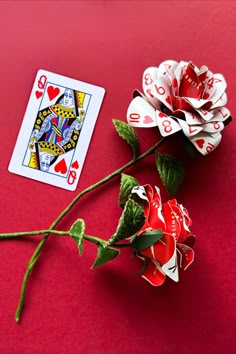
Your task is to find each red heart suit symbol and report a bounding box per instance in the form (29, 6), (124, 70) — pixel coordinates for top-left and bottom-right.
(143, 115), (154, 124)
(35, 91), (43, 99)
(71, 160), (79, 169)
(47, 86), (60, 101)
(165, 96), (172, 105)
(196, 139), (205, 149)
(54, 158), (67, 174)
(203, 92), (210, 99)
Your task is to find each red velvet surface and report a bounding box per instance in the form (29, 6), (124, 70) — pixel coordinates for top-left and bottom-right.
(0, 1), (236, 353)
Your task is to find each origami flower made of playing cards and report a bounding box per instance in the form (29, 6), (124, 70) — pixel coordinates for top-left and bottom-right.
(127, 60), (232, 155)
(131, 185), (195, 286)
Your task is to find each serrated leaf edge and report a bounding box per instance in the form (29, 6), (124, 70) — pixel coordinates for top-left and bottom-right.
(69, 219), (85, 256)
(112, 119), (139, 158)
(156, 153), (184, 195)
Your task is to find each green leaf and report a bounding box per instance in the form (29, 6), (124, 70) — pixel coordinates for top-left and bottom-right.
(112, 119), (139, 158)
(132, 229), (163, 251)
(108, 199), (145, 245)
(69, 219), (85, 256)
(119, 173), (139, 208)
(156, 153), (184, 195)
(91, 246), (119, 269)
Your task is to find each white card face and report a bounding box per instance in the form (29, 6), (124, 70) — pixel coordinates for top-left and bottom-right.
(8, 70), (105, 191)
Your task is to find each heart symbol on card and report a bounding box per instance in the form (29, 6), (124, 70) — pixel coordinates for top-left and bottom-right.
(203, 92), (210, 99)
(35, 91), (43, 99)
(159, 112), (166, 118)
(47, 86), (60, 101)
(144, 115), (154, 124)
(166, 96), (172, 105)
(196, 139), (205, 149)
(54, 158), (67, 174)
(71, 160), (79, 169)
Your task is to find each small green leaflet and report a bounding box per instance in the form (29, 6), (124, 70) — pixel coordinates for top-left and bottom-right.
(119, 173), (139, 208)
(132, 229), (163, 251)
(112, 119), (139, 158)
(91, 246), (119, 269)
(69, 219), (85, 256)
(156, 152), (184, 195)
(107, 199), (145, 245)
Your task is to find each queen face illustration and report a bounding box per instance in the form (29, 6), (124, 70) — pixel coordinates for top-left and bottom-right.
(63, 89), (74, 107)
(39, 153), (51, 172)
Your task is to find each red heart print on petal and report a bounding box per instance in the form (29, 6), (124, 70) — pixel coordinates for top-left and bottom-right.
(196, 139), (205, 149)
(35, 91), (43, 99)
(54, 158), (67, 174)
(203, 92), (210, 99)
(47, 86), (60, 101)
(71, 160), (79, 169)
(144, 115), (154, 124)
(165, 96), (172, 105)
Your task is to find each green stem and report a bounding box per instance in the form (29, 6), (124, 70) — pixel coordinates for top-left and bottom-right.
(14, 137), (165, 322)
(0, 230), (56, 238)
(0, 229), (106, 247)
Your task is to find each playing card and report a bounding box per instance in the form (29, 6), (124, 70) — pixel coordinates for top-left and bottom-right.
(8, 70), (105, 191)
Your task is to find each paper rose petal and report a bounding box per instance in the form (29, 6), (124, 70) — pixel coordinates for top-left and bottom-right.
(127, 96), (157, 127)
(142, 66), (159, 98)
(157, 60), (178, 78)
(202, 121), (224, 134)
(127, 60), (232, 155)
(142, 260), (166, 286)
(202, 73), (227, 104)
(177, 243), (194, 270)
(182, 234), (196, 249)
(156, 111), (182, 136)
(190, 132), (222, 155)
(183, 111), (205, 125)
(210, 107), (231, 122)
(162, 248), (179, 282)
(174, 61), (189, 87)
(141, 233), (176, 266)
(151, 77), (173, 111)
(177, 119), (203, 137)
(211, 92), (227, 109)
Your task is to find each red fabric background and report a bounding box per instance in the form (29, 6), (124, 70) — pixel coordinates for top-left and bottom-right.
(0, 1), (235, 353)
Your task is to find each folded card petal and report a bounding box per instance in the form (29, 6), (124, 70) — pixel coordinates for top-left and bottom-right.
(141, 260), (166, 286)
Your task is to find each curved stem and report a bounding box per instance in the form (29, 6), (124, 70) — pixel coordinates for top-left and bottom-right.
(15, 137), (165, 322)
(0, 230), (106, 247)
(14, 229), (105, 322)
(0, 230), (56, 238)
